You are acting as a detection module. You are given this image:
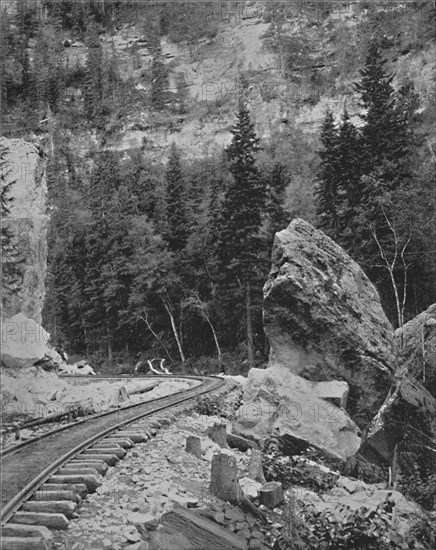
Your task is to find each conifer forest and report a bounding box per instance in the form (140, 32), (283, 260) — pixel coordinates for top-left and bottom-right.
(1, 0), (435, 372)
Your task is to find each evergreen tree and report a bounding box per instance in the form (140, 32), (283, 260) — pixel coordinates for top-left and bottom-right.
(315, 109), (340, 238)
(336, 108), (362, 254)
(1, 143), (23, 297)
(355, 42), (396, 169)
(216, 99), (265, 367)
(352, 43), (420, 270)
(82, 152), (122, 357)
(164, 143), (189, 252)
(264, 162), (289, 250)
(84, 22), (103, 122)
(355, 42), (413, 184)
(313, 42), (425, 324)
(32, 22), (64, 113)
(150, 49), (167, 110)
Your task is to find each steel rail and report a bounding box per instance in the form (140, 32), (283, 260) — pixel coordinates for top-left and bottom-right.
(1, 375), (224, 525)
(1, 374), (207, 458)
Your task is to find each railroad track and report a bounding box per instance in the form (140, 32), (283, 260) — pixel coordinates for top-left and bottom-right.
(1, 375), (225, 550)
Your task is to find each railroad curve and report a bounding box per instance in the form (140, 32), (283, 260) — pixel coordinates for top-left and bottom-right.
(1, 374), (224, 548)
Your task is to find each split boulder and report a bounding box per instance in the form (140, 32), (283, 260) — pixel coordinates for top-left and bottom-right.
(361, 376), (436, 464)
(396, 303), (436, 397)
(263, 219), (395, 426)
(234, 366), (361, 461)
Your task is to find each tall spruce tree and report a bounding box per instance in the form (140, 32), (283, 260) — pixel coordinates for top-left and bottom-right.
(264, 162), (289, 251)
(151, 49), (167, 110)
(315, 109), (340, 239)
(84, 22), (103, 122)
(336, 108), (362, 255)
(83, 151), (122, 358)
(356, 43), (395, 168)
(355, 42), (412, 185)
(313, 42), (424, 324)
(216, 99), (265, 368)
(1, 143), (23, 297)
(164, 143), (189, 252)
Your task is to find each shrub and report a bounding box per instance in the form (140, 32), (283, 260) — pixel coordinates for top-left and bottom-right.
(193, 394), (224, 417)
(263, 437), (339, 493)
(300, 499), (434, 550)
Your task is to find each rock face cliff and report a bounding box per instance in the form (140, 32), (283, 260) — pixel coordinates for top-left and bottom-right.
(263, 219), (395, 427)
(1, 138), (48, 324)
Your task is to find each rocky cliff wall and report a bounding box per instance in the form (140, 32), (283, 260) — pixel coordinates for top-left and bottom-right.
(1, 137), (48, 324)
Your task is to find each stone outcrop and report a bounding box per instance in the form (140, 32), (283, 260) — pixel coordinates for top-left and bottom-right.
(1, 313), (64, 369)
(362, 376), (436, 465)
(1, 137), (48, 323)
(263, 218), (395, 426)
(234, 366), (361, 461)
(396, 304), (436, 397)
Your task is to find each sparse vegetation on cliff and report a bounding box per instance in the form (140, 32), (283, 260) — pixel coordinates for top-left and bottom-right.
(0, 0), (434, 366)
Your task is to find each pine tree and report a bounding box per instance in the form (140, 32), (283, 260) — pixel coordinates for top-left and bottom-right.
(150, 49), (167, 110)
(32, 21), (64, 113)
(355, 42), (413, 184)
(315, 109), (340, 238)
(164, 143), (189, 252)
(216, 99), (265, 368)
(84, 21), (103, 122)
(328, 43), (424, 324)
(82, 151), (122, 358)
(355, 42), (396, 169)
(221, 99), (263, 265)
(264, 162), (289, 250)
(336, 108), (362, 254)
(1, 143), (23, 299)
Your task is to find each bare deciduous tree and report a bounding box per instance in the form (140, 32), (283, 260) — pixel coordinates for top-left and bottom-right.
(371, 206), (412, 340)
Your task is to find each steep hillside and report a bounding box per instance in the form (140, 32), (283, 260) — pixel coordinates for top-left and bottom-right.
(1, 0), (435, 366)
(43, 2), (433, 167)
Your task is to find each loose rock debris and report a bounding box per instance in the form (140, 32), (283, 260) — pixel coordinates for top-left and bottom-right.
(1, 371), (200, 448)
(52, 407), (271, 550)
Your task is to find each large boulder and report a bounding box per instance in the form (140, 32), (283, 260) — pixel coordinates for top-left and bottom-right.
(1, 313), (65, 369)
(263, 219), (395, 426)
(234, 366), (361, 461)
(396, 304), (436, 397)
(362, 376), (436, 465)
(0, 138), (48, 323)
